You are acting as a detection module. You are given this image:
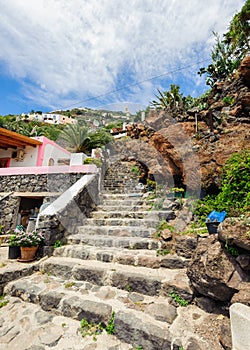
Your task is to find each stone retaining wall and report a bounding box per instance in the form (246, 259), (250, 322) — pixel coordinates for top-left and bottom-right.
(0, 173), (85, 231)
(0, 173), (83, 192)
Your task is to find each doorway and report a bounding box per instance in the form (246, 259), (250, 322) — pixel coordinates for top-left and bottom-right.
(0, 158), (10, 168)
(18, 197), (43, 229)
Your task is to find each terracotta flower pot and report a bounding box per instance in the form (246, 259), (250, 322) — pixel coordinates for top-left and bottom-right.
(20, 246), (38, 261)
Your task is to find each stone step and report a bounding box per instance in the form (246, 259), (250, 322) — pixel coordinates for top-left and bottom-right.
(101, 199), (145, 206)
(90, 210), (167, 220)
(53, 244), (189, 269)
(82, 217), (159, 227)
(0, 296), (133, 349)
(4, 272), (190, 349)
(0, 255), (44, 294)
(96, 204), (151, 212)
(66, 234), (160, 250)
(77, 225), (155, 238)
(102, 193), (143, 200)
(39, 257), (193, 300)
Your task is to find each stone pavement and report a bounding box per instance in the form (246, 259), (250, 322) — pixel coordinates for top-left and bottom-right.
(0, 297), (132, 350)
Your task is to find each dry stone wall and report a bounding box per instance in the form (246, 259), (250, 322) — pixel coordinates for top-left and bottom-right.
(0, 173), (84, 231)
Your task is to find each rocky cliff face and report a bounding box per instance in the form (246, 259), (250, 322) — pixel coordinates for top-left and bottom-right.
(126, 56), (250, 194)
(123, 57), (250, 312)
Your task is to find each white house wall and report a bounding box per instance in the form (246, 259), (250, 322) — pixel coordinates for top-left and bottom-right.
(0, 146), (39, 167)
(42, 143), (71, 166)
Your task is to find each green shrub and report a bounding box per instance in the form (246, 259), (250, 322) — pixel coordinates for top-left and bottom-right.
(131, 165), (140, 175)
(222, 96), (234, 105)
(217, 149), (250, 213)
(84, 157), (102, 168)
(194, 149), (250, 221)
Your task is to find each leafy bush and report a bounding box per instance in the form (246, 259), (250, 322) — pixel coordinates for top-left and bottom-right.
(16, 229), (45, 247)
(194, 149), (250, 221)
(7, 234), (20, 247)
(217, 149), (250, 213)
(84, 157), (102, 168)
(222, 96), (234, 105)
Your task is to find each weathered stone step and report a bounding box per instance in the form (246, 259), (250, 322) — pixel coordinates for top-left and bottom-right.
(99, 201), (145, 208)
(90, 210), (170, 220)
(83, 217), (158, 227)
(39, 257), (193, 299)
(53, 244), (189, 269)
(67, 234), (159, 249)
(0, 256), (44, 294)
(4, 272), (186, 349)
(96, 204), (151, 212)
(0, 296), (133, 350)
(77, 225), (155, 238)
(102, 193), (143, 199)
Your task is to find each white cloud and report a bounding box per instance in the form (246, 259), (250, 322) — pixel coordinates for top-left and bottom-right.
(0, 0), (245, 112)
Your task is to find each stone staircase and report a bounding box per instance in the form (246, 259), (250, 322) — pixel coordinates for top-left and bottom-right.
(103, 160), (142, 194)
(1, 161), (225, 349)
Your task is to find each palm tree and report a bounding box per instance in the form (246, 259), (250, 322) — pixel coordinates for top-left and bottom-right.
(60, 123), (90, 153)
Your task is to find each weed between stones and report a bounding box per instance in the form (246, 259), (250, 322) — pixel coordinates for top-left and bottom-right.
(225, 239), (239, 257)
(53, 240), (62, 248)
(170, 291), (189, 307)
(0, 296), (8, 308)
(79, 318), (103, 341)
(64, 281), (76, 288)
(106, 311), (115, 334)
(156, 249), (171, 256)
(79, 311), (115, 340)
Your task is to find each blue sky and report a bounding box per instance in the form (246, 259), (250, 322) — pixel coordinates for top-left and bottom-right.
(0, 0), (245, 116)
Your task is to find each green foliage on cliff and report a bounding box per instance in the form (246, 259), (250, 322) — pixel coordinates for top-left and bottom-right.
(198, 0), (250, 86)
(217, 149), (250, 212)
(195, 149), (250, 221)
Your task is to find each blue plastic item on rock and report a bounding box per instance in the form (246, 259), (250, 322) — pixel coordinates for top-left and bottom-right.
(206, 210), (227, 223)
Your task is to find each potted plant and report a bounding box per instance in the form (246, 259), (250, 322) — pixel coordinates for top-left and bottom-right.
(8, 233), (21, 259)
(16, 229), (45, 261)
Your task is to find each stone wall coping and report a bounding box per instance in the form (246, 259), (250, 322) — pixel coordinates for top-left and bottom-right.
(12, 192), (61, 197)
(38, 174), (97, 216)
(0, 164), (97, 176)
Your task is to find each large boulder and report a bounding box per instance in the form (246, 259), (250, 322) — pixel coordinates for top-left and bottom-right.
(218, 217), (250, 252)
(239, 55), (250, 86)
(187, 235), (247, 302)
(231, 282), (250, 306)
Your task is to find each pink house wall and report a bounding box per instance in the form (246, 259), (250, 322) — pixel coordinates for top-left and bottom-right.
(33, 136), (71, 166)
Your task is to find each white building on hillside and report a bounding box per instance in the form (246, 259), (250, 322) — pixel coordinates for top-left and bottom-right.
(20, 113), (77, 125)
